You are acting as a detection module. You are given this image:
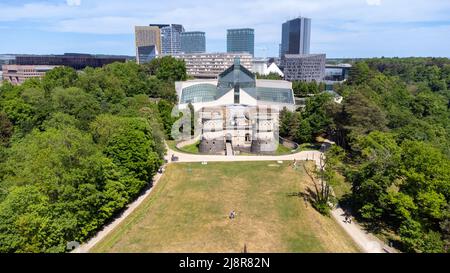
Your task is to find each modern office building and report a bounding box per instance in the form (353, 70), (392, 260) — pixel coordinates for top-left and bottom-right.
(14, 53), (130, 70)
(282, 54), (326, 82)
(2, 64), (58, 85)
(175, 58), (295, 155)
(281, 17), (311, 57)
(135, 26), (161, 64)
(173, 52), (253, 79)
(181, 31), (206, 53)
(150, 24), (185, 55)
(227, 28), (255, 56)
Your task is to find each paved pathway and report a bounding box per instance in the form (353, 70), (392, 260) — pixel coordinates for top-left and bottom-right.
(170, 148), (323, 165)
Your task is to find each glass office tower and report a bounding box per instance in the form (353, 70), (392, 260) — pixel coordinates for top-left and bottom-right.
(150, 24), (185, 55)
(227, 28), (255, 56)
(280, 17), (311, 57)
(181, 31), (206, 53)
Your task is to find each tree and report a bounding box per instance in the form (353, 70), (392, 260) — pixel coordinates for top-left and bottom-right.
(42, 66), (78, 91)
(157, 99), (177, 138)
(0, 112), (13, 146)
(188, 103), (195, 137)
(51, 87), (101, 130)
(254, 72), (282, 80)
(348, 62), (371, 85)
(301, 93), (333, 139)
(303, 149), (341, 216)
(143, 56), (187, 82)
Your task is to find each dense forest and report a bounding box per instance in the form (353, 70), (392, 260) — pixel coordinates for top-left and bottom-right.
(0, 56), (185, 252)
(280, 57), (450, 253)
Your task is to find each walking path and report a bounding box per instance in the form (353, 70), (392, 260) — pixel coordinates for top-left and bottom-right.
(73, 144), (393, 253)
(170, 148), (323, 165)
(331, 207), (389, 253)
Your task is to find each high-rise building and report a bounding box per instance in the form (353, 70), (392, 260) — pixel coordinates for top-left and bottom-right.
(227, 28), (254, 56)
(282, 54), (326, 82)
(181, 31), (206, 53)
(150, 24), (185, 55)
(135, 26), (161, 64)
(281, 17), (311, 57)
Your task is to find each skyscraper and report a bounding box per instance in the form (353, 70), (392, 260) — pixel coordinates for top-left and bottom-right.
(181, 31), (206, 53)
(135, 26), (161, 64)
(280, 17), (311, 57)
(150, 24), (185, 55)
(227, 28), (254, 56)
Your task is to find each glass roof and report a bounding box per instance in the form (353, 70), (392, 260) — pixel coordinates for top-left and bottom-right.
(180, 57), (294, 105)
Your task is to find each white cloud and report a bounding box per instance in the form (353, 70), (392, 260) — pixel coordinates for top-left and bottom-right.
(366, 0), (381, 6)
(0, 0), (449, 57)
(66, 0), (81, 6)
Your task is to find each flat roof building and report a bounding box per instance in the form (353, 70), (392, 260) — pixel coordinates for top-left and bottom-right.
(173, 52), (253, 79)
(227, 28), (255, 56)
(181, 31), (206, 53)
(2, 64), (58, 85)
(282, 54), (326, 82)
(14, 53), (130, 70)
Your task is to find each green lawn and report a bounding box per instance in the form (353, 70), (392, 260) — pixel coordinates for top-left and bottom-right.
(166, 140), (200, 154)
(276, 144), (296, 155)
(91, 161), (360, 253)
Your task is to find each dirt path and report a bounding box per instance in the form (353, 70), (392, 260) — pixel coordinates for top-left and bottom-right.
(331, 207), (393, 253)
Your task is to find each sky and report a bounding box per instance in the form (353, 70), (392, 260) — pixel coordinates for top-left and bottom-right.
(0, 0), (450, 58)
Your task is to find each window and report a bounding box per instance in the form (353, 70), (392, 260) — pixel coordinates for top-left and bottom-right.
(181, 84), (217, 104)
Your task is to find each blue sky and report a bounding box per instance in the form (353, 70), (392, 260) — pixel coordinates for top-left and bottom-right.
(1, 0), (450, 58)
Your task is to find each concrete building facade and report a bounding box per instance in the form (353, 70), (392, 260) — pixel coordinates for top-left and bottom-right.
(2, 65), (58, 85)
(173, 52), (253, 79)
(135, 26), (161, 64)
(282, 54), (326, 82)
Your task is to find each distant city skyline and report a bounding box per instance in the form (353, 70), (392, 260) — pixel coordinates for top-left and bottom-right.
(1, 0), (450, 58)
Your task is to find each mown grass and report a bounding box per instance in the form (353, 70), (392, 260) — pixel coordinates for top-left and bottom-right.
(92, 161), (360, 253)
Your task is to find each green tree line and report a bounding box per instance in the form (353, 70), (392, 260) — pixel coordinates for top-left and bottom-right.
(0, 56), (185, 252)
(280, 58), (450, 252)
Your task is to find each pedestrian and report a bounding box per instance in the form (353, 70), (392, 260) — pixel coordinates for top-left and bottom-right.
(229, 210), (235, 220)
